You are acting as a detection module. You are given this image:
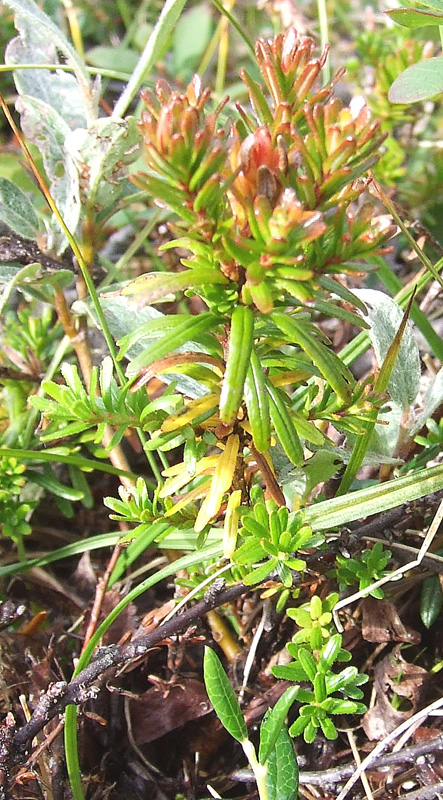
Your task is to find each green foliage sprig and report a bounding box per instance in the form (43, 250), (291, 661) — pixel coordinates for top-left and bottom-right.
(330, 541), (392, 598)
(272, 594), (368, 742)
(204, 646), (299, 800)
(233, 487), (324, 586)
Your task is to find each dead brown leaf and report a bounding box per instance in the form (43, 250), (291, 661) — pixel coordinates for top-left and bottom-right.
(362, 646), (429, 740)
(128, 678), (212, 744)
(361, 598), (420, 644)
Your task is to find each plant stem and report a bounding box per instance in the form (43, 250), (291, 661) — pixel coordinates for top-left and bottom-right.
(317, 0), (331, 84)
(242, 739), (269, 800)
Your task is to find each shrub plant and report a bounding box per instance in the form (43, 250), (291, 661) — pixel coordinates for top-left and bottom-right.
(1, 1), (443, 798)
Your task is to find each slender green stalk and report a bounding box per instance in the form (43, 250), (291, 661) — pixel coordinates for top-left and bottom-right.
(64, 543), (224, 800)
(317, 0), (331, 84)
(115, 0), (132, 31)
(0, 63), (131, 81)
(22, 335), (72, 448)
(242, 739), (269, 800)
(65, 705), (84, 800)
(374, 177), (443, 290)
(0, 448), (138, 479)
(112, 0), (188, 119)
(210, 0), (255, 56)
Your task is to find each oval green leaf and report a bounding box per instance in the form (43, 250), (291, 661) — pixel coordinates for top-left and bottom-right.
(203, 647), (248, 743)
(0, 177), (40, 239)
(259, 686), (299, 765)
(386, 7), (443, 27)
(420, 573), (443, 628)
(266, 725), (299, 800)
(389, 58), (443, 104)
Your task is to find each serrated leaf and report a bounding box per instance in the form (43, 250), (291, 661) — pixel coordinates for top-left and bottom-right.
(65, 117), (141, 213)
(259, 686), (299, 765)
(266, 725), (299, 800)
(203, 647), (247, 743)
(0, 177), (39, 239)
(386, 6), (443, 25)
(243, 557), (277, 585)
(319, 634), (342, 672)
(297, 649), (317, 682)
(14, 95), (80, 254)
(389, 58), (443, 103)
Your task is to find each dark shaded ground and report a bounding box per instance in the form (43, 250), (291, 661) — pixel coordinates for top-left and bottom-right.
(2, 489), (443, 800)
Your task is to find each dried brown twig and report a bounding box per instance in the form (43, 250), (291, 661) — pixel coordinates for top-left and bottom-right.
(0, 579), (252, 797)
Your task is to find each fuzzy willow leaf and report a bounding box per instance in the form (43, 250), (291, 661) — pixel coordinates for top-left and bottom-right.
(338, 293), (415, 494)
(14, 95), (80, 254)
(3, 0), (95, 121)
(266, 724), (299, 800)
(203, 647), (247, 743)
(0, 177), (40, 239)
(0, 263), (41, 314)
(65, 117), (141, 213)
(353, 289), (420, 407)
(6, 35), (88, 129)
(259, 686), (299, 765)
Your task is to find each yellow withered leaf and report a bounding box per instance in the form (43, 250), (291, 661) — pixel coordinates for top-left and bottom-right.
(223, 489), (242, 559)
(161, 393), (219, 433)
(159, 456), (219, 497)
(195, 434), (240, 532)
